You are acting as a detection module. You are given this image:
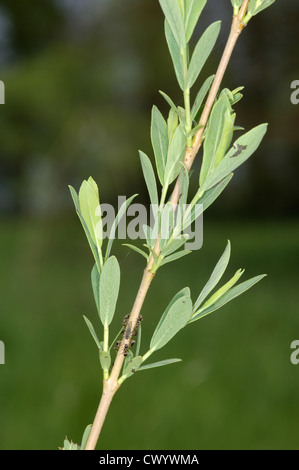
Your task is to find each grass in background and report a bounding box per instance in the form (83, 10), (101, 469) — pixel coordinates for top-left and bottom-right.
(0, 216), (298, 450)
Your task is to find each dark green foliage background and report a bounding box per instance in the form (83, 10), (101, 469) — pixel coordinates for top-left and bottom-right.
(0, 0), (298, 450)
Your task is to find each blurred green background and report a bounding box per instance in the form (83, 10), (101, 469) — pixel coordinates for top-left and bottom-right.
(0, 0), (298, 450)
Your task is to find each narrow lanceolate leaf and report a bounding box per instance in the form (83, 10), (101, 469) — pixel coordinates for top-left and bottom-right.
(150, 292), (192, 352)
(160, 250), (191, 267)
(167, 107), (179, 143)
(200, 93), (234, 186)
(139, 151), (159, 206)
(178, 164), (189, 210)
(81, 425), (92, 451)
(164, 124), (186, 185)
(191, 74), (215, 120)
(185, 0), (207, 42)
(105, 194), (138, 260)
(122, 356), (143, 379)
(248, 0), (276, 17)
(79, 177), (102, 248)
(160, 202), (175, 251)
(151, 106), (169, 185)
(138, 358), (182, 371)
(159, 0), (186, 50)
(193, 241), (231, 312)
(159, 91), (185, 126)
(200, 124), (268, 192)
(160, 90), (184, 123)
(165, 20), (184, 90)
(69, 184), (101, 271)
(162, 234), (189, 257)
(91, 264), (100, 312)
(190, 275), (266, 323)
(99, 256), (120, 326)
(83, 315), (102, 350)
(123, 244), (149, 261)
(201, 268), (245, 311)
(136, 324), (142, 357)
(186, 21), (221, 90)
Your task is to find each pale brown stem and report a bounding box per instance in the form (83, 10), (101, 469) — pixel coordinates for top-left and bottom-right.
(84, 1), (249, 451)
(84, 381), (115, 450)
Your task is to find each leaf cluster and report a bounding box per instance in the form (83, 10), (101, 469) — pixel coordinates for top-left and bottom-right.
(68, 0), (274, 386)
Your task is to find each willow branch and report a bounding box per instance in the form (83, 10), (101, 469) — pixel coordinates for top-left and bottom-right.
(84, 0), (249, 451)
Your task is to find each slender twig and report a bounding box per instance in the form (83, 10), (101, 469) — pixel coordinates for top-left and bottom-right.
(84, 1), (249, 451)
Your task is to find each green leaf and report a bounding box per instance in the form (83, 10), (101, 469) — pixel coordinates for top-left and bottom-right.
(122, 355), (143, 379)
(193, 240), (231, 311)
(190, 274), (266, 322)
(162, 234), (189, 257)
(201, 268), (245, 311)
(188, 124), (204, 141)
(136, 324), (142, 357)
(69, 184), (80, 213)
(184, 0), (207, 42)
(83, 315), (102, 350)
(69, 184), (101, 271)
(248, 0), (276, 17)
(159, 0), (186, 49)
(122, 349), (134, 374)
(167, 107), (179, 143)
(142, 224), (153, 248)
(105, 194), (138, 260)
(230, 0), (242, 10)
(139, 151), (159, 206)
(151, 106), (169, 185)
(91, 264), (100, 312)
(81, 425), (92, 451)
(138, 358), (182, 371)
(99, 256), (120, 326)
(63, 438), (79, 450)
(78, 177), (102, 249)
(123, 244), (149, 261)
(160, 250), (191, 267)
(200, 93), (235, 186)
(186, 21), (221, 89)
(178, 164), (189, 209)
(164, 20), (184, 90)
(160, 202), (175, 250)
(164, 124), (186, 185)
(191, 74), (215, 120)
(200, 124), (268, 192)
(159, 90), (185, 124)
(99, 350), (111, 371)
(150, 291), (192, 352)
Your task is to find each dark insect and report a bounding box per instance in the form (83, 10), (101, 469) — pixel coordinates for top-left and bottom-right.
(122, 314), (130, 326)
(231, 144), (247, 158)
(123, 344), (129, 356)
(114, 341), (121, 351)
(131, 369), (136, 374)
(125, 321), (132, 340)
